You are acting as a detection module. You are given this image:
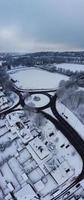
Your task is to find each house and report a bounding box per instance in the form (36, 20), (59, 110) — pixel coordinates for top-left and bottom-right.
(29, 137), (49, 160)
(14, 184), (38, 200)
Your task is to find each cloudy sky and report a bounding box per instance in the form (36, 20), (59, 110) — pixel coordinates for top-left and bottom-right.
(0, 0), (84, 52)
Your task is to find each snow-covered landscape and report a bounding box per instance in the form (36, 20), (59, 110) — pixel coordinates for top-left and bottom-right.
(0, 0), (84, 199)
(0, 58), (84, 200)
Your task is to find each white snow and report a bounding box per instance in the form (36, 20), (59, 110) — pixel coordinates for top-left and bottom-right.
(1, 163), (20, 190)
(78, 87), (84, 91)
(0, 91), (19, 114)
(25, 94), (50, 108)
(0, 60), (2, 65)
(29, 137), (50, 160)
(43, 107), (58, 120)
(10, 68), (68, 90)
(28, 167), (44, 184)
(56, 100), (84, 140)
(14, 184), (37, 200)
(55, 63), (84, 72)
(34, 174), (57, 197)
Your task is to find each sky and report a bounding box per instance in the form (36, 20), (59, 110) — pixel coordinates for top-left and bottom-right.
(0, 0), (84, 53)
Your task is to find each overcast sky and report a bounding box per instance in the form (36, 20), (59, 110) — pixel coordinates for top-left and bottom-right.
(0, 0), (84, 52)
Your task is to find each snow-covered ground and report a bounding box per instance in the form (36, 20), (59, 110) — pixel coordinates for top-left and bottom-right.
(0, 60), (2, 65)
(56, 100), (84, 140)
(54, 63), (84, 72)
(10, 68), (68, 90)
(25, 94), (50, 108)
(78, 87), (84, 91)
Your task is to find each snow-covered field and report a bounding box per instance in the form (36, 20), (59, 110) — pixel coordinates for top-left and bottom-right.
(10, 68), (68, 90)
(54, 63), (84, 72)
(0, 60), (2, 65)
(25, 94), (50, 108)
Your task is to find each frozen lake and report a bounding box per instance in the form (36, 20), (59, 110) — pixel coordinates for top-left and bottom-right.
(10, 68), (68, 90)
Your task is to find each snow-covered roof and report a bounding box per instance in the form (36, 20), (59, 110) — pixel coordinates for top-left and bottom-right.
(29, 137), (49, 160)
(14, 184), (37, 200)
